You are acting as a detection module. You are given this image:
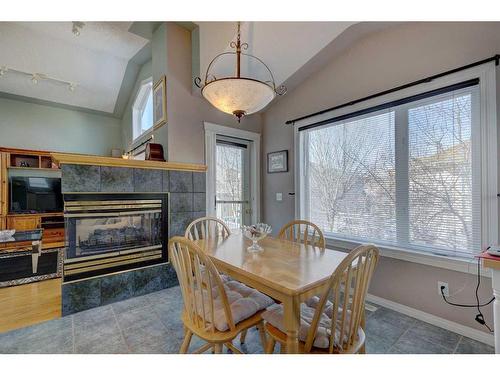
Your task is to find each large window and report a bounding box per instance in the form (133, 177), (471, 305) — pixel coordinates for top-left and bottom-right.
(299, 83), (481, 257)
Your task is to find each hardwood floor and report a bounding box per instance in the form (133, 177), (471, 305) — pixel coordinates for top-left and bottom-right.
(0, 278), (61, 333)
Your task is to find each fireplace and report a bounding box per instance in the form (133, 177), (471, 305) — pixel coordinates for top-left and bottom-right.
(63, 193), (168, 281)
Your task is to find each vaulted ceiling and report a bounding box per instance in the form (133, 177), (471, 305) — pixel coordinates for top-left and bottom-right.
(195, 22), (355, 88)
(0, 22), (149, 114)
(0, 21), (397, 118)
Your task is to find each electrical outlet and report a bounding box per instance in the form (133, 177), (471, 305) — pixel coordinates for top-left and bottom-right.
(438, 281), (449, 297)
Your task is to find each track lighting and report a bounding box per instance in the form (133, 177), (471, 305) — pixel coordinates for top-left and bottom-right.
(0, 65), (77, 92)
(72, 22), (85, 37)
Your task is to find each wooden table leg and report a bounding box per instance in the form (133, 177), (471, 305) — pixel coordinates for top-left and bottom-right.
(283, 295), (300, 354)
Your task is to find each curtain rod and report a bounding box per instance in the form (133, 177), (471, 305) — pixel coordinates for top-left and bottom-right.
(285, 54), (500, 126)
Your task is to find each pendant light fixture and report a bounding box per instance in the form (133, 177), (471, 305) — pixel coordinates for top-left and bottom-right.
(195, 22), (286, 122)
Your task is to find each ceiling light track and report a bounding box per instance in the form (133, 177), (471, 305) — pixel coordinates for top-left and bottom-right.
(0, 65), (77, 92)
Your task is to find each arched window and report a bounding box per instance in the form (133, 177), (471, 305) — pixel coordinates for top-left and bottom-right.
(132, 78), (153, 141)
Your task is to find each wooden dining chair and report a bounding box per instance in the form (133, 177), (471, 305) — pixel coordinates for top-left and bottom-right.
(263, 244), (379, 354)
(169, 236), (271, 354)
(184, 216), (256, 344)
(278, 220), (326, 250)
(185, 216), (231, 241)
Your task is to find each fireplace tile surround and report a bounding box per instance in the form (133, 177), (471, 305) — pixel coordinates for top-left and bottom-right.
(61, 164), (206, 315)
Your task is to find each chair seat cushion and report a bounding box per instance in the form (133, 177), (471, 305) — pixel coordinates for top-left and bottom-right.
(195, 280), (274, 332)
(262, 303), (332, 348)
(262, 300), (357, 350)
(305, 295), (333, 318)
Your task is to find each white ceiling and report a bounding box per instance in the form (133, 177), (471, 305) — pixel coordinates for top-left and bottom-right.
(196, 22), (355, 87)
(0, 22), (148, 113)
(0, 22), (389, 116)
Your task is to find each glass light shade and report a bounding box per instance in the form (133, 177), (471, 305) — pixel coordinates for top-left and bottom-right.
(201, 78), (276, 116)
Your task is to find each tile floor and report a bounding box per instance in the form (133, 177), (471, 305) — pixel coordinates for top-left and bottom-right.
(0, 286), (494, 354)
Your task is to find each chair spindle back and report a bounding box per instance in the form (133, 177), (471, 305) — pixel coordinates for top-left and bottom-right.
(185, 217), (231, 241)
(304, 244), (379, 353)
(278, 220), (325, 249)
(168, 236), (235, 333)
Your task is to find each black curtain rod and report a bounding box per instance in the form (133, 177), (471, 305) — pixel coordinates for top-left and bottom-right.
(285, 54), (500, 126)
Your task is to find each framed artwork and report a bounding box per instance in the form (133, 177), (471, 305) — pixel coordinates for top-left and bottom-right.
(267, 150), (288, 173)
(153, 75), (167, 129)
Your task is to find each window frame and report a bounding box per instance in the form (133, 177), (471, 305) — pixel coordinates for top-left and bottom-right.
(132, 77), (154, 146)
(294, 63), (498, 263)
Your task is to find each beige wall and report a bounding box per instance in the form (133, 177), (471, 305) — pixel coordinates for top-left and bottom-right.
(262, 22), (500, 332)
(165, 23), (262, 164)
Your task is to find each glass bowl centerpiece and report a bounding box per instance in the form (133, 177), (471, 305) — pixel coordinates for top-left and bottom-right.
(242, 223), (272, 252)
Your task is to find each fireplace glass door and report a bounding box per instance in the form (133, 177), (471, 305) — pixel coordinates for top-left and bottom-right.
(63, 196), (167, 281)
(68, 211), (162, 258)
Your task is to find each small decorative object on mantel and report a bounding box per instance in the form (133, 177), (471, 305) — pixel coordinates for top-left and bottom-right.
(267, 150), (288, 173)
(242, 223), (272, 252)
(145, 134), (165, 162)
(153, 75), (167, 129)
(111, 148), (122, 158)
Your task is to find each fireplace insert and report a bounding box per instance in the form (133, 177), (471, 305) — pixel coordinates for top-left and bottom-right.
(63, 193), (168, 281)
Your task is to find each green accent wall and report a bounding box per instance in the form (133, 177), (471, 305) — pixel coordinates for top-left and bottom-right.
(0, 96), (121, 155)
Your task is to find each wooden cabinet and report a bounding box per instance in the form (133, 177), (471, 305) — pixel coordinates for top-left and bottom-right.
(7, 216), (41, 231)
(43, 228), (65, 246)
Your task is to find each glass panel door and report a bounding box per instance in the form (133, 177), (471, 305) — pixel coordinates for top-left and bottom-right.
(215, 136), (251, 229)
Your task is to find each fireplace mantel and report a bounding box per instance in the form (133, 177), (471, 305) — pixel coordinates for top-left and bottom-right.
(51, 153), (207, 172)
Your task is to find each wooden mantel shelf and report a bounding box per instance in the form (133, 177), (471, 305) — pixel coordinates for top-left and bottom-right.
(50, 153), (207, 172)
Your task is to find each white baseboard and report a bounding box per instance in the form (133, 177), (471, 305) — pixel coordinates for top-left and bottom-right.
(366, 293), (495, 347)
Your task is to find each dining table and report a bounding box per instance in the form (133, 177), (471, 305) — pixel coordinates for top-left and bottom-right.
(194, 231), (348, 354)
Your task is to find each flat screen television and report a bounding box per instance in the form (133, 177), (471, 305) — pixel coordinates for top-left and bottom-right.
(9, 177), (63, 213)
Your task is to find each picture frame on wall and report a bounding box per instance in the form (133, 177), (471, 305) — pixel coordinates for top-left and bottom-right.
(153, 75), (167, 129)
(267, 150), (288, 173)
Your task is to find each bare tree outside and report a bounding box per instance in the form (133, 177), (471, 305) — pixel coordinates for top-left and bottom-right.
(307, 111), (396, 241)
(408, 94), (474, 253)
(304, 92), (476, 254)
(216, 144), (244, 229)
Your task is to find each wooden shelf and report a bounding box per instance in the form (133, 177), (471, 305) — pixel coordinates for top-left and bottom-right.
(51, 153), (208, 172)
(8, 167), (59, 171)
(7, 212), (63, 218)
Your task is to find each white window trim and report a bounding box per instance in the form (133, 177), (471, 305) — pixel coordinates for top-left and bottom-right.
(204, 122), (261, 223)
(294, 63), (498, 274)
(132, 77), (154, 148)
